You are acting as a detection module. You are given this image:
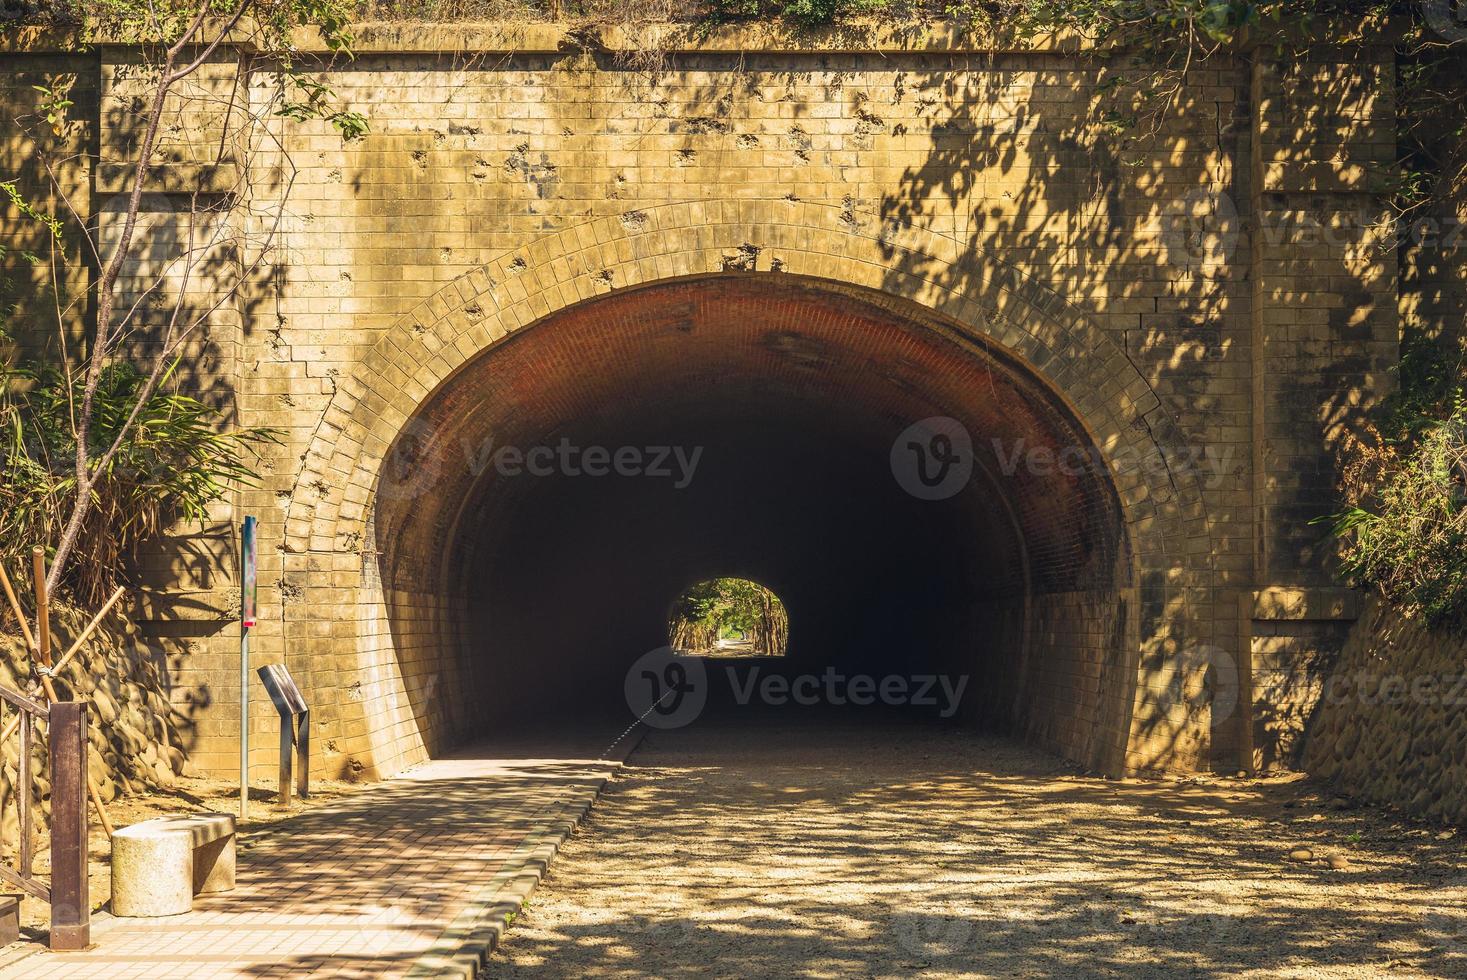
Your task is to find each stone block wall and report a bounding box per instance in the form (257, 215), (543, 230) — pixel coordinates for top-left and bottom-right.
(1014, 589), (1136, 775)
(0, 47), (95, 353)
(1240, 44), (1399, 772)
(240, 29), (1256, 780)
(1304, 598), (1467, 825)
(1246, 586), (1361, 770)
(0, 23), (1404, 781)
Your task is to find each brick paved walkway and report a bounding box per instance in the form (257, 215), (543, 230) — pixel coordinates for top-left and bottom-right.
(0, 728), (638, 979)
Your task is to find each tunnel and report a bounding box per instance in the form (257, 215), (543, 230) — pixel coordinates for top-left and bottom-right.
(369, 274), (1136, 772)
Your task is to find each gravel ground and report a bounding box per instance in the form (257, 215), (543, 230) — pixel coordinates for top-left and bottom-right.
(485, 710), (1467, 978)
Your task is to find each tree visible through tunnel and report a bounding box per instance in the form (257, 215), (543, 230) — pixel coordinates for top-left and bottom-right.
(668, 577), (789, 657)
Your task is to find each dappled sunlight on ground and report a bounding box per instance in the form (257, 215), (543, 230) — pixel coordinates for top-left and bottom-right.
(487, 712), (1466, 979)
(0, 729), (627, 978)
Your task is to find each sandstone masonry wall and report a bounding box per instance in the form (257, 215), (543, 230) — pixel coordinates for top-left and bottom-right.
(0, 24), (1402, 781)
(1304, 597), (1467, 825)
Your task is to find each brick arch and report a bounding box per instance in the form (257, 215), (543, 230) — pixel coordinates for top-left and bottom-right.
(296, 200), (1206, 567)
(291, 199), (1218, 775)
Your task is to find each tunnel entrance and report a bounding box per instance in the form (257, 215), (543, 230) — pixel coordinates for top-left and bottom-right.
(369, 272), (1141, 772)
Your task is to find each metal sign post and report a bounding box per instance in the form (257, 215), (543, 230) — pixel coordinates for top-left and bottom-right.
(257, 664), (309, 806)
(239, 516), (258, 821)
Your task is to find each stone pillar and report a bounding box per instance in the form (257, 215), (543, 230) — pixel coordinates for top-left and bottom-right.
(1244, 44), (1399, 768)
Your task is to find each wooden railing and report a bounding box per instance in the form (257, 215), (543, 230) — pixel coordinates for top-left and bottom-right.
(0, 687), (89, 951)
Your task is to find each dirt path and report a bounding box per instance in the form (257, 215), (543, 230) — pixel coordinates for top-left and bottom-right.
(485, 712), (1466, 978)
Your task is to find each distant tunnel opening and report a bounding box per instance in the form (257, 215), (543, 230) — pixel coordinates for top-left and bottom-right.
(667, 577), (789, 658)
(372, 274), (1134, 770)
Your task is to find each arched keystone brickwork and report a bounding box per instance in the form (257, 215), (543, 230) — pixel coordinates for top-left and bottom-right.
(286, 199), (1221, 778)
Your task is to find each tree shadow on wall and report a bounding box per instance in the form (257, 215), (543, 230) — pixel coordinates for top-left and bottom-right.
(862, 40), (1391, 772)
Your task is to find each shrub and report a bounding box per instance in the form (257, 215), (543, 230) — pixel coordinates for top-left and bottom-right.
(1328, 338), (1467, 627)
(0, 354), (277, 605)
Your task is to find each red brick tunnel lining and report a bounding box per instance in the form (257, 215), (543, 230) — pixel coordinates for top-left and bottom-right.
(371, 275), (1130, 742)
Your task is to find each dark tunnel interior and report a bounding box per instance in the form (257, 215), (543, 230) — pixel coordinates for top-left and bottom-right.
(372, 274), (1134, 768)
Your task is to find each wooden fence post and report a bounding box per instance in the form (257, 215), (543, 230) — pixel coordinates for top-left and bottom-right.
(48, 702), (89, 952)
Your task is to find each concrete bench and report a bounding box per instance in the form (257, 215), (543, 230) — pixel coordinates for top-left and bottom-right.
(0, 894), (18, 945)
(110, 813), (236, 917)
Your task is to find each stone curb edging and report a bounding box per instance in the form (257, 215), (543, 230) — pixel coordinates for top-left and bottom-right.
(405, 727), (647, 979)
